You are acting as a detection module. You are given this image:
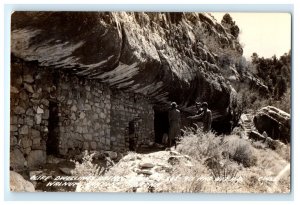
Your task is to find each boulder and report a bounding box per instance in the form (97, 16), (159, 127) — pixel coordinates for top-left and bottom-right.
(248, 131), (266, 142)
(139, 162), (155, 169)
(10, 148), (26, 171)
(253, 106), (290, 143)
(10, 171), (35, 192)
(59, 167), (73, 175)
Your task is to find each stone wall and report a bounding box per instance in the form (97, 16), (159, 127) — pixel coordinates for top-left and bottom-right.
(111, 91), (155, 152)
(55, 74), (112, 156)
(10, 60), (51, 170)
(10, 59), (155, 170)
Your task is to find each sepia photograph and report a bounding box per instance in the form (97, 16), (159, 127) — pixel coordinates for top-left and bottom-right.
(9, 11), (291, 193)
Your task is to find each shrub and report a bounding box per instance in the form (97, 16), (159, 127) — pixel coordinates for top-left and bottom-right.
(237, 86), (290, 114)
(226, 137), (257, 167)
(271, 89), (291, 113)
(71, 150), (106, 176)
(177, 128), (223, 161)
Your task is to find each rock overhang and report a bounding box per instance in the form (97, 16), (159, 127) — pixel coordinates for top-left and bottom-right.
(11, 11), (242, 125)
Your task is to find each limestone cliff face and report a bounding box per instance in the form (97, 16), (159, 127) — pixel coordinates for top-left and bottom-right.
(11, 12), (242, 127)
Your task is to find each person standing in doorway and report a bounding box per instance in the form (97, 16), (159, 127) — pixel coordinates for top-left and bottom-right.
(188, 102), (212, 132)
(168, 102), (181, 148)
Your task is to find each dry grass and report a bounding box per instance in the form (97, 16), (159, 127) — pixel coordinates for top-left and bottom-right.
(176, 128), (289, 193)
(177, 129), (256, 167)
(178, 127), (223, 160)
(73, 128), (290, 193)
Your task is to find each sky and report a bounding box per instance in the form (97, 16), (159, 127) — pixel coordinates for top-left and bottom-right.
(210, 12), (291, 59)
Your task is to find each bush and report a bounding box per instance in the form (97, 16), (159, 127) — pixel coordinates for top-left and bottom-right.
(227, 139), (257, 167)
(177, 127), (223, 161)
(237, 86), (290, 114)
(71, 150), (106, 176)
(271, 89), (291, 113)
(178, 127), (257, 167)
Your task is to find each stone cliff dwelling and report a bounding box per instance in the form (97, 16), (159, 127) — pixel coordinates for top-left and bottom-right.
(11, 58), (155, 168)
(10, 11), (243, 170)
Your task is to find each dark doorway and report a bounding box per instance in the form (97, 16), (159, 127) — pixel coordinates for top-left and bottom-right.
(154, 110), (169, 143)
(46, 101), (60, 155)
(128, 120), (136, 151)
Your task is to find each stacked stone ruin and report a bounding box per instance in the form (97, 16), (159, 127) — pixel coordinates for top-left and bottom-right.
(10, 59), (154, 170)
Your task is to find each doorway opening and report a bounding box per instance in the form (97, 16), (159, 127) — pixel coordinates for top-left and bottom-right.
(154, 110), (169, 144)
(46, 101), (60, 155)
(128, 120), (136, 151)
